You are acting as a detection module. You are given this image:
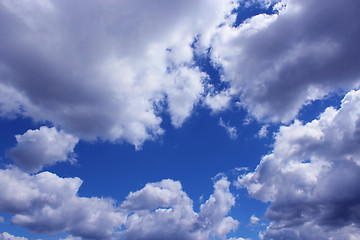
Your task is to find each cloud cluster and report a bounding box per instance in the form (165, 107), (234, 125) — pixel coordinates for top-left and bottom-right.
(0, 166), (238, 240)
(121, 177), (238, 240)
(0, 0), (235, 147)
(8, 126), (79, 173)
(238, 90), (360, 239)
(0, 167), (123, 239)
(211, 0), (360, 122)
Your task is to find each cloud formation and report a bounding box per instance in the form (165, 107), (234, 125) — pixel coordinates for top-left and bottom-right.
(238, 90), (360, 239)
(0, 232), (27, 240)
(0, 167), (239, 240)
(0, 0), (235, 147)
(121, 177), (238, 240)
(0, 167), (123, 240)
(8, 126), (79, 173)
(211, 0), (360, 122)
(219, 118), (238, 140)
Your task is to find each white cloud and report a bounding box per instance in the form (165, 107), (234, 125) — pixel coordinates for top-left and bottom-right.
(0, 168), (124, 240)
(120, 177), (238, 240)
(211, 0), (360, 122)
(249, 214), (260, 225)
(219, 118), (238, 140)
(0, 0), (236, 147)
(0, 232), (27, 240)
(228, 238), (251, 240)
(238, 89), (360, 239)
(0, 167), (241, 240)
(8, 126), (79, 173)
(166, 67), (205, 128)
(59, 236), (82, 240)
(204, 89), (233, 113)
(257, 124), (269, 138)
(0, 216), (4, 223)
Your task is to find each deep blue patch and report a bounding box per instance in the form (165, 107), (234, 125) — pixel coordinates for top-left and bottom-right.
(297, 93), (344, 123)
(233, 1), (278, 27)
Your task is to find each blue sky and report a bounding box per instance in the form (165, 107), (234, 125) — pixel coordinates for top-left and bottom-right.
(0, 0), (360, 240)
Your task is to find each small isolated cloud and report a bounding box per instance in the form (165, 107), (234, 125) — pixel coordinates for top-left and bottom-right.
(238, 89), (360, 239)
(249, 214), (260, 225)
(211, 0), (360, 122)
(0, 216), (4, 223)
(8, 126), (79, 173)
(219, 118), (238, 140)
(0, 232), (27, 240)
(257, 124), (269, 138)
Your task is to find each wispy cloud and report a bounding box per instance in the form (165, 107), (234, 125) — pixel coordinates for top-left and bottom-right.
(219, 118), (238, 140)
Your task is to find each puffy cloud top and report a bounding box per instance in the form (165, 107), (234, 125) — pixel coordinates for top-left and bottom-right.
(211, 0), (360, 122)
(238, 90), (360, 239)
(121, 178), (238, 240)
(0, 167), (123, 239)
(0, 167), (239, 240)
(8, 126), (79, 173)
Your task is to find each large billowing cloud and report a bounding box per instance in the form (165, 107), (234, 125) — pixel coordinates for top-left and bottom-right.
(8, 126), (79, 173)
(0, 0), (235, 147)
(211, 0), (360, 122)
(0, 167), (239, 240)
(238, 90), (360, 239)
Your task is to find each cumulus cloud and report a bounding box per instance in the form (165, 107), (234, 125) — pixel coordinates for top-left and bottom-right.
(120, 177), (238, 240)
(204, 89), (233, 113)
(8, 126), (79, 173)
(0, 167), (239, 240)
(0, 0), (236, 147)
(211, 0), (360, 122)
(0, 232), (27, 240)
(0, 167), (124, 240)
(249, 214), (260, 225)
(237, 90), (360, 239)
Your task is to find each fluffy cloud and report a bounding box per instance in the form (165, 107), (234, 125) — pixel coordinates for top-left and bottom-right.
(211, 0), (360, 122)
(0, 0), (236, 147)
(0, 167), (239, 240)
(0, 168), (124, 240)
(238, 90), (360, 239)
(8, 126), (79, 173)
(249, 214), (260, 225)
(120, 177), (238, 240)
(0, 232), (27, 240)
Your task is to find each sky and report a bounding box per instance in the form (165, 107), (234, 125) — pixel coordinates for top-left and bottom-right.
(0, 0), (360, 239)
